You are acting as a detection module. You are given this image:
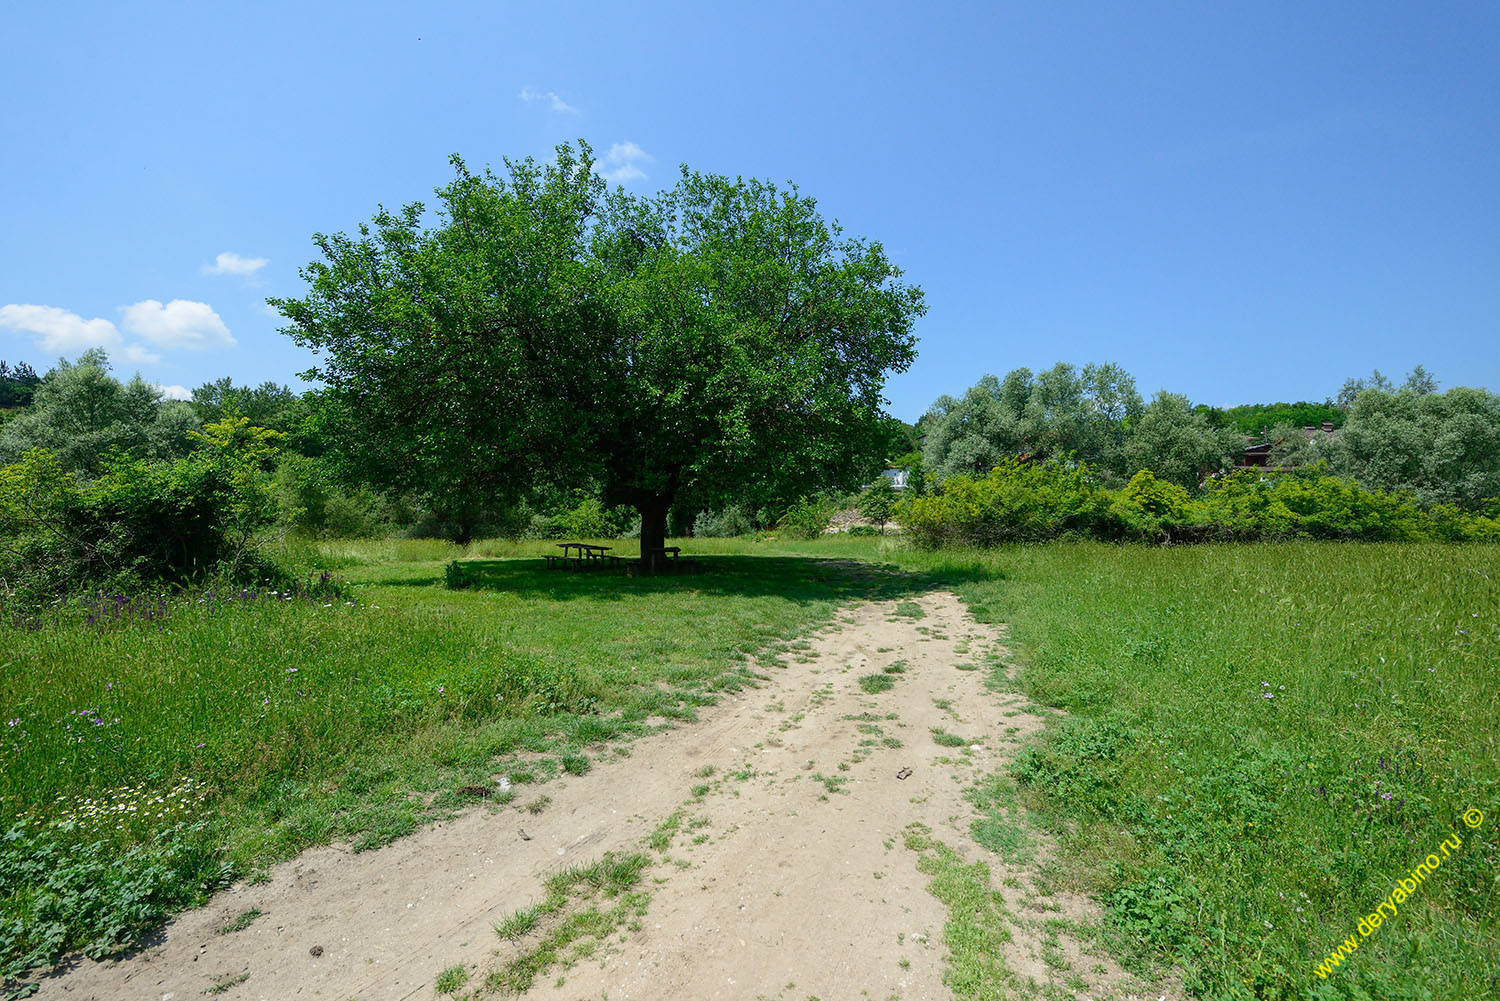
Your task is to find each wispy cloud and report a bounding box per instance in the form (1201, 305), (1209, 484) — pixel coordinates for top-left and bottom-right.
(519, 86), (579, 114)
(203, 251), (268, 278)
(597, 141), (653, 184)
(123, 344), (163, 364)
(121, 299), (236, 350)
(153, 383), (193, 401)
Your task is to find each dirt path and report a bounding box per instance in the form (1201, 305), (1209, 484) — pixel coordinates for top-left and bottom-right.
(37, 591), (1170, 1001)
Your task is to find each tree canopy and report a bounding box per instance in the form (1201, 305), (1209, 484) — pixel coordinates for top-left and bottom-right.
(273, 143), (924, 551)
(0, 360), (41, 410)
(0, 350), (199, 476)
(921, 362), (1143, 482)
(1317, 383), (1500, 509)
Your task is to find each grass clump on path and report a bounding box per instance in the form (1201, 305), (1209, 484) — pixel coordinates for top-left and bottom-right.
(904, 823), (1011, 1001)
(488, 852), (651, 993)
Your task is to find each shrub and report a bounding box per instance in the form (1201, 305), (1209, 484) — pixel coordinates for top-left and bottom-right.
(0, 418), (283, 607)
(693, 503), (755, 537)
(901, 461), (1498, 548)
(779, 496), (835, 539)
(899, 458), (1118, 547)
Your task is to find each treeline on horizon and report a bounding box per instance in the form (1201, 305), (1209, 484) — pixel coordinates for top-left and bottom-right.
(904, 360), (1498, 544)
(1, 350), (1497, 608)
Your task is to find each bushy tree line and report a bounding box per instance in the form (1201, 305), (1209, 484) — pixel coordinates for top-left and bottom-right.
(0, 360), (41, 410)
(919, 364), (1500, 514)
(900, 460), (1500, 547)
(0, 417), (285, 606)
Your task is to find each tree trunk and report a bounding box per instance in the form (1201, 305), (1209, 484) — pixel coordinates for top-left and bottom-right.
(636, 495), (671, 574)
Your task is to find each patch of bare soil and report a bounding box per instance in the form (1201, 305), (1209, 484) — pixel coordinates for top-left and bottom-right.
(36, 592), (1174, 1001)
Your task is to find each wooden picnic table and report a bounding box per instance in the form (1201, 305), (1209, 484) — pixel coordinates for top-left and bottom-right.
(546, 542), (612, 570)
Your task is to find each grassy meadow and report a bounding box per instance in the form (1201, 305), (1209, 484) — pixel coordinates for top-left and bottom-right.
(2, 534), (1496, 1000)
(915, 542), (1499, 1000)
(0, 536), (929, 980)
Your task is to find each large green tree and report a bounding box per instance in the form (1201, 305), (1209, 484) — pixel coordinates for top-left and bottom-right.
(921, 362), (1143, 482)
(1121, 391), (1240, 489)
(273, 144), (923, 555)
(1318, 382), (1500, 509)
(0, 350), (199, 476)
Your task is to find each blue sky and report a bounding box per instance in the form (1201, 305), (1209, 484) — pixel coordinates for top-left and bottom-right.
(2, 1), (1495, 422)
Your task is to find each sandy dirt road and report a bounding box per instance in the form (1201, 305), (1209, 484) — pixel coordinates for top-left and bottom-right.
(36, 590), (1170, 1001)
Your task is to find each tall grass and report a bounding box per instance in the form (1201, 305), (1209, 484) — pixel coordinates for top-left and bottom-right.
(906, 542), (1498, 1000)
(0, 539), (927, 982)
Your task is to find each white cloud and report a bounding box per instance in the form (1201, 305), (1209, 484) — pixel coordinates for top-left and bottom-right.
(121, 299), (236, 350)
(519, 86), (579, 114)
(124, 344), (164, 364)
(597, 141), (653, 184)
(0, 303), (124, 354)
(153, 383), (193, 401)
(203, 251), (268, 278)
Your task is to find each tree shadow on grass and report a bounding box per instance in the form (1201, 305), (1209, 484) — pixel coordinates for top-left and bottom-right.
(376, 554), (995, 604)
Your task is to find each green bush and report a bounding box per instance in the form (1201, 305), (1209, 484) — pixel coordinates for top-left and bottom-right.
(899, 458), (1118, 547)
(693, 504), (756, 537)
(0, 418), (284, 607)
(900, 461), (1499, 548)
(778, 495), (835, 539)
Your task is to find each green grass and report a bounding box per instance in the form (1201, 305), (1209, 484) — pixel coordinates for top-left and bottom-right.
(859, 673), (896, 694)
(204, 971), (250, 995)
(903, 823), (1011, 1000)
(913, 541), (1499, 1001)
(487, 852), (651, 992)
(216, 907), (262, 935)
(931, 728), (968, 748)
(0, 537), (936, 981)
(434, 963), (468, 995)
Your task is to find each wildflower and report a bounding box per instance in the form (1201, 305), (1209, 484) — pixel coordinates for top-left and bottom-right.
(5, 719), (17, 727)
(195, 742), (205, 748)
(437, 686), (445, 693)
(1381, 792), (1393, 800)
(1263, 692), (1274, 700)
(286, 668), (298, 674)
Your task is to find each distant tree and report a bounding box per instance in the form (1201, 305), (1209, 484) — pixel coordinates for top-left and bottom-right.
(1216, 401), (1344, 436)
(0, 350), (199, 476)
(921, 362), (1142, 482)
(1337, 369), (1395, 409)
(0, 360), (41, 409)
(1402, 364), (1440, 396)
(858, 475), (898, 533)
(1322, 383), (1500, 509)
(1121, 391), (1238, 490)
(274, 144), (923, 552)
(921, 376), (1022, 481)
(188, 378), (307, 433)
